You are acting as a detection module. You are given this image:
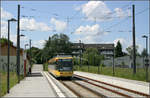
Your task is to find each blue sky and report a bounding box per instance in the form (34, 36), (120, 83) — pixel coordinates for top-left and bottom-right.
(1, 1), (149, 53)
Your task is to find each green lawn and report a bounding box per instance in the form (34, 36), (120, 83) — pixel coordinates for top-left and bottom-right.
(0, 71), (24, 96)
(74, 65), (150, 82)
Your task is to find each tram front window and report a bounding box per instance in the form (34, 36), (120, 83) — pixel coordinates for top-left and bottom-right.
(58, 59), (73, 71)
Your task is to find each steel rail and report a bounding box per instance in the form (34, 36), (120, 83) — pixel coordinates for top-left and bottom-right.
(60, 80), (103, 98)
(74, 74), (150, 98)
(82, 79), (132, 98)
(72, 81), (106, 98)
(59, 80), (83, 98)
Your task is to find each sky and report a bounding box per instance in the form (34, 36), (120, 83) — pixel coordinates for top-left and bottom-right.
(1, 0), (149, 53)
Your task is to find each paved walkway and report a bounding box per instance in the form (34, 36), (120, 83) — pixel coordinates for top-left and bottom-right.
(5, 64), (56, 97)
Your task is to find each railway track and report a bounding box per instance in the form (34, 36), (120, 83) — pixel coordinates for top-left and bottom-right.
(60, 80), (104, 98)
(74, 74), (150, 98)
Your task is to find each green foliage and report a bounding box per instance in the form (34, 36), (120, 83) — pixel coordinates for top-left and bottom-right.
(27, 33), (73, 64)
(100, 63), (106, 67)
(0, 38), (13, 45)
(141, 48), (147, 57)
(43, 63), (48, 71)
(27, 47), (43, 64)
(42, 33), (73, 63)
(121, 61), (125, 67)
(82, 48), (104, 66)
(0, 72), (24, 96)
(126, 45), (140, 57)
(115, 41), (123, 57)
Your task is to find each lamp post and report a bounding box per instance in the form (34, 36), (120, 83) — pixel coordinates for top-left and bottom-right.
(142, 35), (149, 82)
(7, 18), (17, 93)
(24, 44), (28, 77)
(79, 40), (81, 68)
(29, 39), (32, 74)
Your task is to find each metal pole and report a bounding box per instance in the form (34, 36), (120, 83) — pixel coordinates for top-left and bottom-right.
(29, 39), (32, 74)
(7, 20), (10, 93)
(24, 44), (27, 77)
(17, 4), (20, 83)
(132, 5), (136, 74)
(0, 17), (1, 97)
(88, 53), (89, 72)
(79, 40), (81, 68)
(146, 37), (148, 82)
(113, 45), (115, 76)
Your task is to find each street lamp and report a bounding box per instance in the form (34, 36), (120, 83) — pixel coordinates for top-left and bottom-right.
(24, 44), (28, 77)
(142, 35), (149, 82)
(25, 44), (29, 50)
(7, 18), (17, 93)
(20, 34), (25, 37)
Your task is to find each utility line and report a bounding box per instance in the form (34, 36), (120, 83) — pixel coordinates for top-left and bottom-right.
(102, 7), (149, 32)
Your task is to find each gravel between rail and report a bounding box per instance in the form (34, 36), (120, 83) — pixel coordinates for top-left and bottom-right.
(60, 80), (103, 98)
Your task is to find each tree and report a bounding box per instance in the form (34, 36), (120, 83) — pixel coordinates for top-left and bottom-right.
(126, 45), (140, 58)
(27, 47), (43, 64)
(42, 33), (73, 63)
(0, 38), (13, 45)
(141, 48), (147, 57)
(115, 41), (123, 57)
(83, 48), (104, 66)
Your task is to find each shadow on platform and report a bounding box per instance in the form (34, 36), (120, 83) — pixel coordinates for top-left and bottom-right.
(27, 72), (43, 77)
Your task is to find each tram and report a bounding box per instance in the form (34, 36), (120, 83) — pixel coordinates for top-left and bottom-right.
(48, 56), (73, 77)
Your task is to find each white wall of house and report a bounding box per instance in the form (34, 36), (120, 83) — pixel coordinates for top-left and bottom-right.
(0, 56), (29, 75)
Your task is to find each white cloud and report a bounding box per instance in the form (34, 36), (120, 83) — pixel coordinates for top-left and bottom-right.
(114, 8), (126, 18)
(50, 18), (67, 32)
(32, 40), (45, 49)
(113, 38), (127, 47)
(20, 18), (52, 32)
(73, 24), (108, 43)
(1, 20), (8, 37)
(76, 1), (129, 22)
(114, 8), (131, 18)
(80, 1), (112, 22)
(74, 24), (106, 36)
(1, 8), (13, 20)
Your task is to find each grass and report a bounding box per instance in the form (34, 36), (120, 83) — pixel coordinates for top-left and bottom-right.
(43, 63), (48, 71)
(0, 71), (24, 96)
(74, 65), (150, 82)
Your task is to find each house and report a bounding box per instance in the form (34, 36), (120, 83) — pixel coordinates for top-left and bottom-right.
(72, 43), (114, 59)
(0, 42), (29, 75)
(0, 43), (23, 56)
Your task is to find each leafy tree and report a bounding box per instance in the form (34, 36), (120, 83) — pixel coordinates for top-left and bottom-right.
(27, 47), (43, 64)
(83, 48), (104, 66)
(115, 41), (123, 57)
(42, 33), (73, 63)
(0, 38), (13, 45)
(141, 48), (147, 57)
(126, 45), (140, 58)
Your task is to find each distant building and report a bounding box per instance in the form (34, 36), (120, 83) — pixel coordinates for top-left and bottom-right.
(72, 43), (114, 59)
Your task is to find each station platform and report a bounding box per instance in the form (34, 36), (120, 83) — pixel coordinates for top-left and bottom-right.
(74, 71), (150, 95)
(4, 64), (56, 97)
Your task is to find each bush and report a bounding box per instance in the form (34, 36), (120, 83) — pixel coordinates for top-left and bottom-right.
(43, 63), (48, 71)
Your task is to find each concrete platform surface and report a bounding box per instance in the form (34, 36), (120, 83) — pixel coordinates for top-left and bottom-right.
(74, 71), (150, 95)
(4, 64), (56, 97)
